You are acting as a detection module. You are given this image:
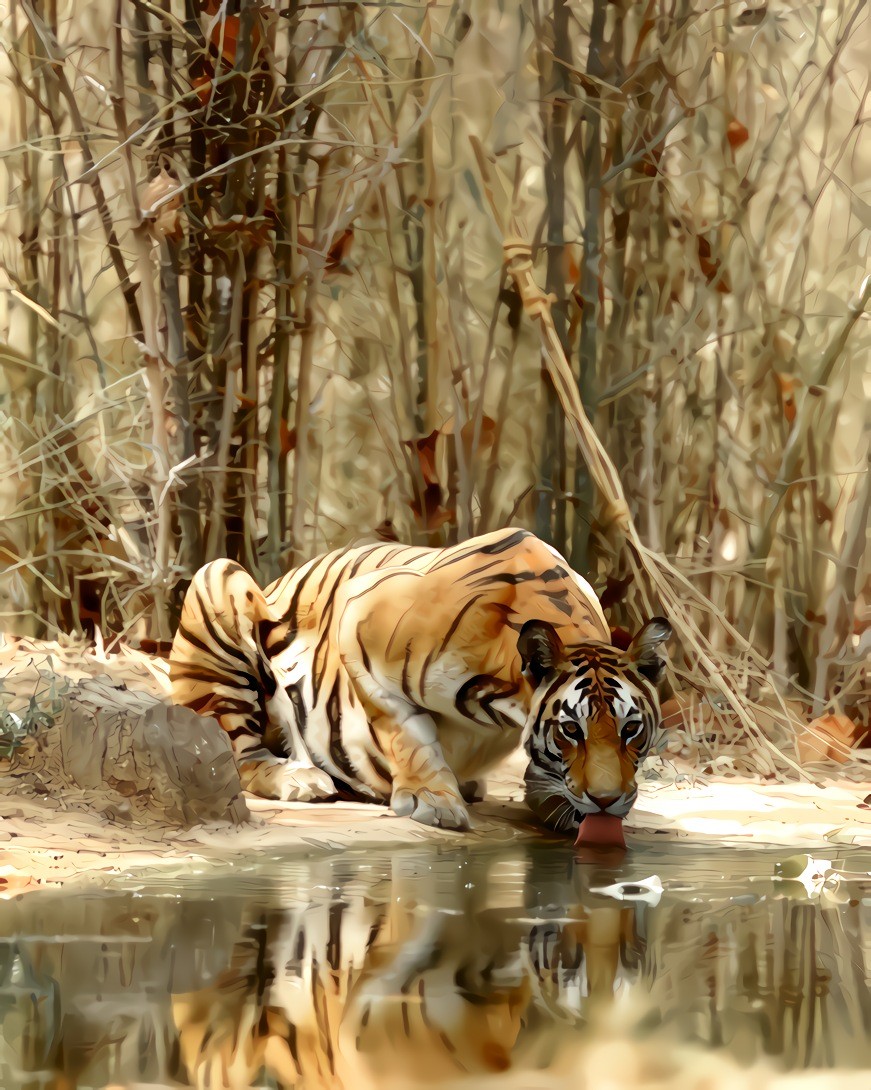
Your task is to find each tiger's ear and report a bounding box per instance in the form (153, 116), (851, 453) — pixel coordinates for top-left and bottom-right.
(518, 620), (564, 684)
(628, 617), (672, 685)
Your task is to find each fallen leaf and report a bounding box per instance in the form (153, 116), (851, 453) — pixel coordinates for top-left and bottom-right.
(796, 713), (865, 765)
(726, 119), (749, 150)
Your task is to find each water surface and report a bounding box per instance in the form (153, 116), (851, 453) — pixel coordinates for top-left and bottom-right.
(1, 841), (869, 1088)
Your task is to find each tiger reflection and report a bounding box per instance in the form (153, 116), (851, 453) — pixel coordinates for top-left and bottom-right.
(171, 854), (640, 1089)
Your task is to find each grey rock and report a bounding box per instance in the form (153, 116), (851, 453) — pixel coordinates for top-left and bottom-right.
(0, 679), (249, 826)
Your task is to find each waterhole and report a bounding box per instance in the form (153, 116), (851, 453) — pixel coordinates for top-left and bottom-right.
(1, 841), (869, 1088)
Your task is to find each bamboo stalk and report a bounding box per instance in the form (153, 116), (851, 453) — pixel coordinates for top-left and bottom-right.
(472, 137), (808, 775)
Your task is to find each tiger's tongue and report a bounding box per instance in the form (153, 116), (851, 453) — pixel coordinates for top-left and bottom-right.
(574, 813), (626, 850)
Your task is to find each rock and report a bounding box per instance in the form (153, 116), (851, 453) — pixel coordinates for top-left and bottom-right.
(0, 679), (249, 826)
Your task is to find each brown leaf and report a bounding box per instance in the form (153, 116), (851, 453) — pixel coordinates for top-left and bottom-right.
(796, 713), (866, 764)
(406, 430), (441, 486)
(609, 625), (633, 651)
(598, 573), (633, 611)
(696, 235), (731, 291)
(726, 119), (749, 150)
(209, 15), (240, 64)
(141, 170), (182, 239)
(459, 415), (497, 455)
(191, 73), (214, 107)
(373, 519), (400, 542)
(773, 371), (797, 422)
(409, 484), (454, 531)
(325, 229), (354, 274)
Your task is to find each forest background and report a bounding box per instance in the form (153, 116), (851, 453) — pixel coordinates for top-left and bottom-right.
(0, 0), (868, 770)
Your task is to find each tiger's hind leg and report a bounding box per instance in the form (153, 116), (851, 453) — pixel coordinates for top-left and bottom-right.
(251, 682), (337, 803)
(170, 559), (335, 804)
(237, 746), (337, 803)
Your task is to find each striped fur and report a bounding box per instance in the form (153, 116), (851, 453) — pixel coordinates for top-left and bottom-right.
(170, 528), (670, 830)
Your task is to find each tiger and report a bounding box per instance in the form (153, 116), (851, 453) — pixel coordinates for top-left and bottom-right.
(170, 527), (671, 831)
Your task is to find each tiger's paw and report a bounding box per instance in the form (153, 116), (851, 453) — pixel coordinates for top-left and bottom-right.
(276, 761), (337, 802)
(245, 759), (337, 803)
(391, 786), (471, 830)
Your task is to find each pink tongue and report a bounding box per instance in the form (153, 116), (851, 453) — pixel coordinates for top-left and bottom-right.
(574, 813), (626, 850)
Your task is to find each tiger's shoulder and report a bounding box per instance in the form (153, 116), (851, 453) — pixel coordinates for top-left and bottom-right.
(328, 528), (609, 698)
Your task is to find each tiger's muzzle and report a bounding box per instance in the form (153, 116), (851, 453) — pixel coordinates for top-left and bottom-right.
(567, 786), (637, 818)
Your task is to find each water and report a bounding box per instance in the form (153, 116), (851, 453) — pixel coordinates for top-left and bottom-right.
(1, 841), (869, 1089)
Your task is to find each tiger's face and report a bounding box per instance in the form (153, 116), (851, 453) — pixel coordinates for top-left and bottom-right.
(519, 617), (672, 833)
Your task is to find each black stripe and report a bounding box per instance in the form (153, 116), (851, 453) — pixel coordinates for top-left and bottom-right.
(286, 1024), (300, 1075)
(193, 587), (253, 668)
(372, 545), (408, 569)
(315, 550), (347, 597)
(226, 724), (257, 740)
(431, 543), (483, 572)
(438, 593), (485, 654)
(470, 565), (566, 587)
(175, 620), (231, 664)
(338, 568), (411, 611)
(258, 654), (278, 700)
(215, 560), (245, 578)
(479, 528), (531, 554)
(311, 558), (356, 697)
(262, 627), (295, 659)
(366, 724), (393, 782)
(283, 682), (308, 755)
(456, 675), (521, 728)
(365, 919), (383, 951)
(327, 677), (360, 786)
(348, 548), (375, 580)
(326, 902), (345, 971)
(280, 555), (321, 624)
(541, 587), (575, 616)
(357, 630), (372, 675)
(400, 645), (413, 700)
(310, 551), (376, 700)
(174, 664), (260, 690)
(459, 557), (510, 582)
(186, 694), (255, 719)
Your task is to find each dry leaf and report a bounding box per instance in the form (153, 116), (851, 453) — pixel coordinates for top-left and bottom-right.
(726, 119), (749, 150)
(141, 170), (182, 239)
(796, 713), (865, 765)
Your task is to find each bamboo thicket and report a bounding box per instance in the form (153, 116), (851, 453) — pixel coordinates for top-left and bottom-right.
(0, 1), (868, 765)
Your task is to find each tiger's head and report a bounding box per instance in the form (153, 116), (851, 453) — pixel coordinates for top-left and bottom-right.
(519, 617), (672, 833)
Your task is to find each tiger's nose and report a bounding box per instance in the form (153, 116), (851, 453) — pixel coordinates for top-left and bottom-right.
(587, 793), (621, 811)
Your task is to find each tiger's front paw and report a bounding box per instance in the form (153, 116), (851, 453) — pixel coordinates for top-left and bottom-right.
(390, 786), (471, 830)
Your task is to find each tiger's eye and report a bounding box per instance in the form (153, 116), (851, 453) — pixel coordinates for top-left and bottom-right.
(562, 721), (582, 739)
(621, 722), (642, 743)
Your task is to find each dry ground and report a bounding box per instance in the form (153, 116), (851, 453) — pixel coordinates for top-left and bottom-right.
(0, 635), (868, 894)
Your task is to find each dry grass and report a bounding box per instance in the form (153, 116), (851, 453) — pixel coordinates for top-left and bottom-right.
(0, 1), (868, 777)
